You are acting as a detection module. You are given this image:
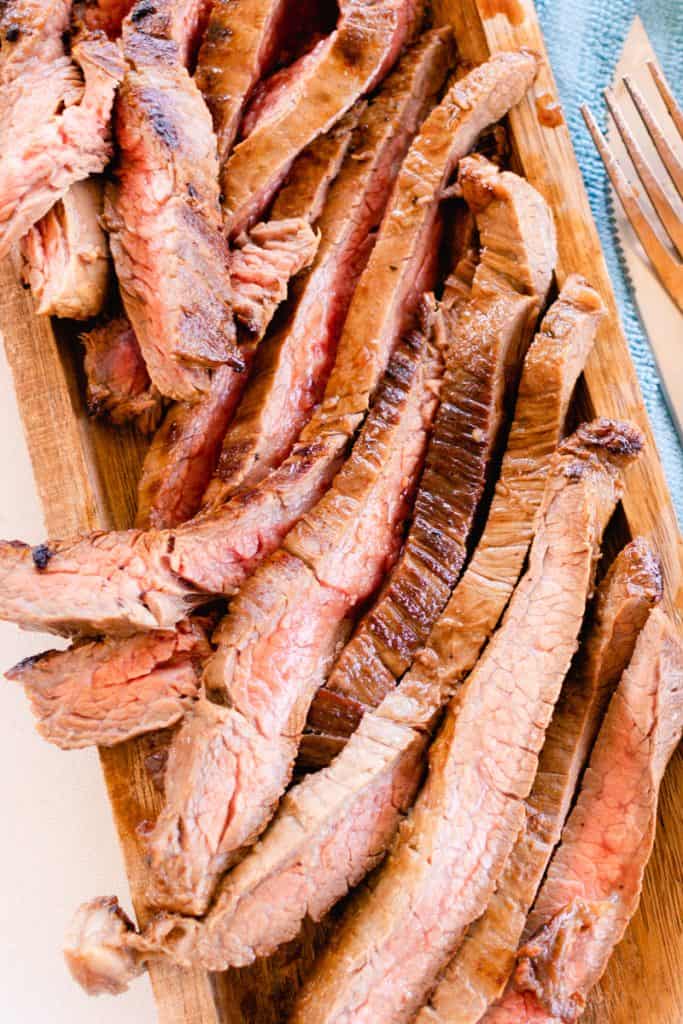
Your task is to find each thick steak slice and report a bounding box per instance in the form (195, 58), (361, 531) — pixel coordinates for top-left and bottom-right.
(195, 0), (292, 167)
(306, 273), (604, 759)
(81, 316), (162, 432)
(0, 23), (124, 258)
(6, 620), (210, 749)
(419, 538), (663, 1024)
(145, 322), (443, 915)
(120, 0), (213, 66)
(310, 155), (555, 727)
(220, 0), (424, 236)
(77, 1), (137, 36)
(293, 419), (642, 1024)
(486, 606), (683, 1024)
(204, 29), (454, 506)
(21, 179), (110, 320)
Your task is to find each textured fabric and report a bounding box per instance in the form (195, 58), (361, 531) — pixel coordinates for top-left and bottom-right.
(537, 0), (683, 520)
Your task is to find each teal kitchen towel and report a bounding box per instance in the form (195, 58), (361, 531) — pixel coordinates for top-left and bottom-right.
(536, 0), (683, 520)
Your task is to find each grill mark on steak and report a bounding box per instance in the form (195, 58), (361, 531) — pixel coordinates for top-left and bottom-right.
(484, 605), (683, 1024)
(220, 0), (425, 236)
(204, 28), (454, 507)
(305, 273), (602, 760)
(6, 619), (210, 749)
(81, 316), (163, 433)
(144, 321), (443, 916)
(0, 16), (124, 258)
(306, 155), (555, 740)
(20, 178), (110, 320)
(292, 419), (643, 1024)
(418, 538), (663, 1024)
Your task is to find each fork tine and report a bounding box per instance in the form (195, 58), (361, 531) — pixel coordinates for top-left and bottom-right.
(581, 104), (682, 311)
(647, 60), (683, 141)
(623, 75), (683, 198)
(604, 87), (683, 257)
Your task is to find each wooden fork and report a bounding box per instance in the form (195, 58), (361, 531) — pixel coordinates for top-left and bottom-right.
(582, 61), (683, 313)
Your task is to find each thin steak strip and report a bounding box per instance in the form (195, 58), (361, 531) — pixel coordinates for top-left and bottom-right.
(6, 620), (210, 750)
(308, 154), (555, 736)
(0, 51), (538, 639)
(293, 418), (643, 1024)
(305, 273), (604, 762)
(485, 605), (683, 1024)
(204, 28), (454, 507)
(220, 0), (423, 235)
(418, 537), (663, 1024)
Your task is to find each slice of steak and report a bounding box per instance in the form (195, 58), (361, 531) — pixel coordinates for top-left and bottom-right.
(195, 0), (293, 167)
(292, 419), (643, 1024)
(120, 0), (213, 66)
(418, 538), (663, 1024)
(81, 316), (162, 432)
(486, 605), (683, 1024)
(76, 0), (137, 36)
(0, 1), (72, 78)
(220, 0), (425, 236)
(135, 216), (320, 529)
(308, 155), (555, 732)
(145, 322), (443, 916)
(0, 52), (539, 639)
(106, 16), (241, 401)
(6, 619), (210, 749)
(305, 273), (603, 761)
(20, 178), (110, 320)
(203, 29), (455, 506)
(0, 27), (124, 258)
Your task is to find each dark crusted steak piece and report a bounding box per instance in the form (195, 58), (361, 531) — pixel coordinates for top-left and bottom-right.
(418, 538), (663, 1024)
(220, 0), (424, 235)
(81, 316), (162, 433)
(21, 179), (110, 320)
(309, 154), (555, 731)
(204, 28), (454, 507)
(6, 619), (210, 749)
(486, 605), (683, 1024)
(0, 8), (124, 258)
(293, 419), (643, 1024)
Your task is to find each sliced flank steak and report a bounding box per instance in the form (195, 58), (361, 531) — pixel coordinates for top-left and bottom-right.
(77, 1), (138, 37)
(0, 51), (538, 640)
(81, 316), (162, 433)
(220, 0), (425, 235)
(418, 537), (663, 1024)
(204, 28), (454, 507)
(144, 318), (443, 916)
(7, 619), (211, 750)
(485, 605), (683, 1024)
(293, 419), (643, 1024)
(21, 179), (110, 320)
(307, 154), (555, 743)
(306, 273), (603, 761)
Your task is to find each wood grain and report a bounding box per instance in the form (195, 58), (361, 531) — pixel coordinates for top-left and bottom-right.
(0, 1), (680, 1021)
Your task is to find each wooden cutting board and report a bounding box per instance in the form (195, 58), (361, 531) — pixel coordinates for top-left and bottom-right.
(0, 1), (681, 1021)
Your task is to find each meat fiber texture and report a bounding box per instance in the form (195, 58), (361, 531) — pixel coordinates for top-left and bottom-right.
(144, 324), (442, 916)
(292, 419), (643, 1024)
(418, 537), (663, 1024)
(81, 316), (163, 433)
(0, 51), (540, 639)
(485, 605), (683, 1023)
(0, 3), (124, 258)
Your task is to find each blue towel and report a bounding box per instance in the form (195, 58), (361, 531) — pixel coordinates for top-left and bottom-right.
(536, 0), (683, 521)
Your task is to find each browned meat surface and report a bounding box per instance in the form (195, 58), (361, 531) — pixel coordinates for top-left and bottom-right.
(0, 14), (124, 258)
(309, 155), (555, 733)
(293, 419), (642, 1024)
(81, 317), (162, 432)
(106, 8), (241, 401)
(120, 0), (213, 66)
(305, 273), (602, 761)
(486, 606), (683, 1024)
(77, 0), (137, 36)
(21, 179), (110, 320)
(145, 322), (442, 916)
(419, 538), (663, 1024)
(220, 0), (425, 235)
(204, 29), (454, 506)
(195, 0), (293, 167)
(6, 620), (210, 749)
